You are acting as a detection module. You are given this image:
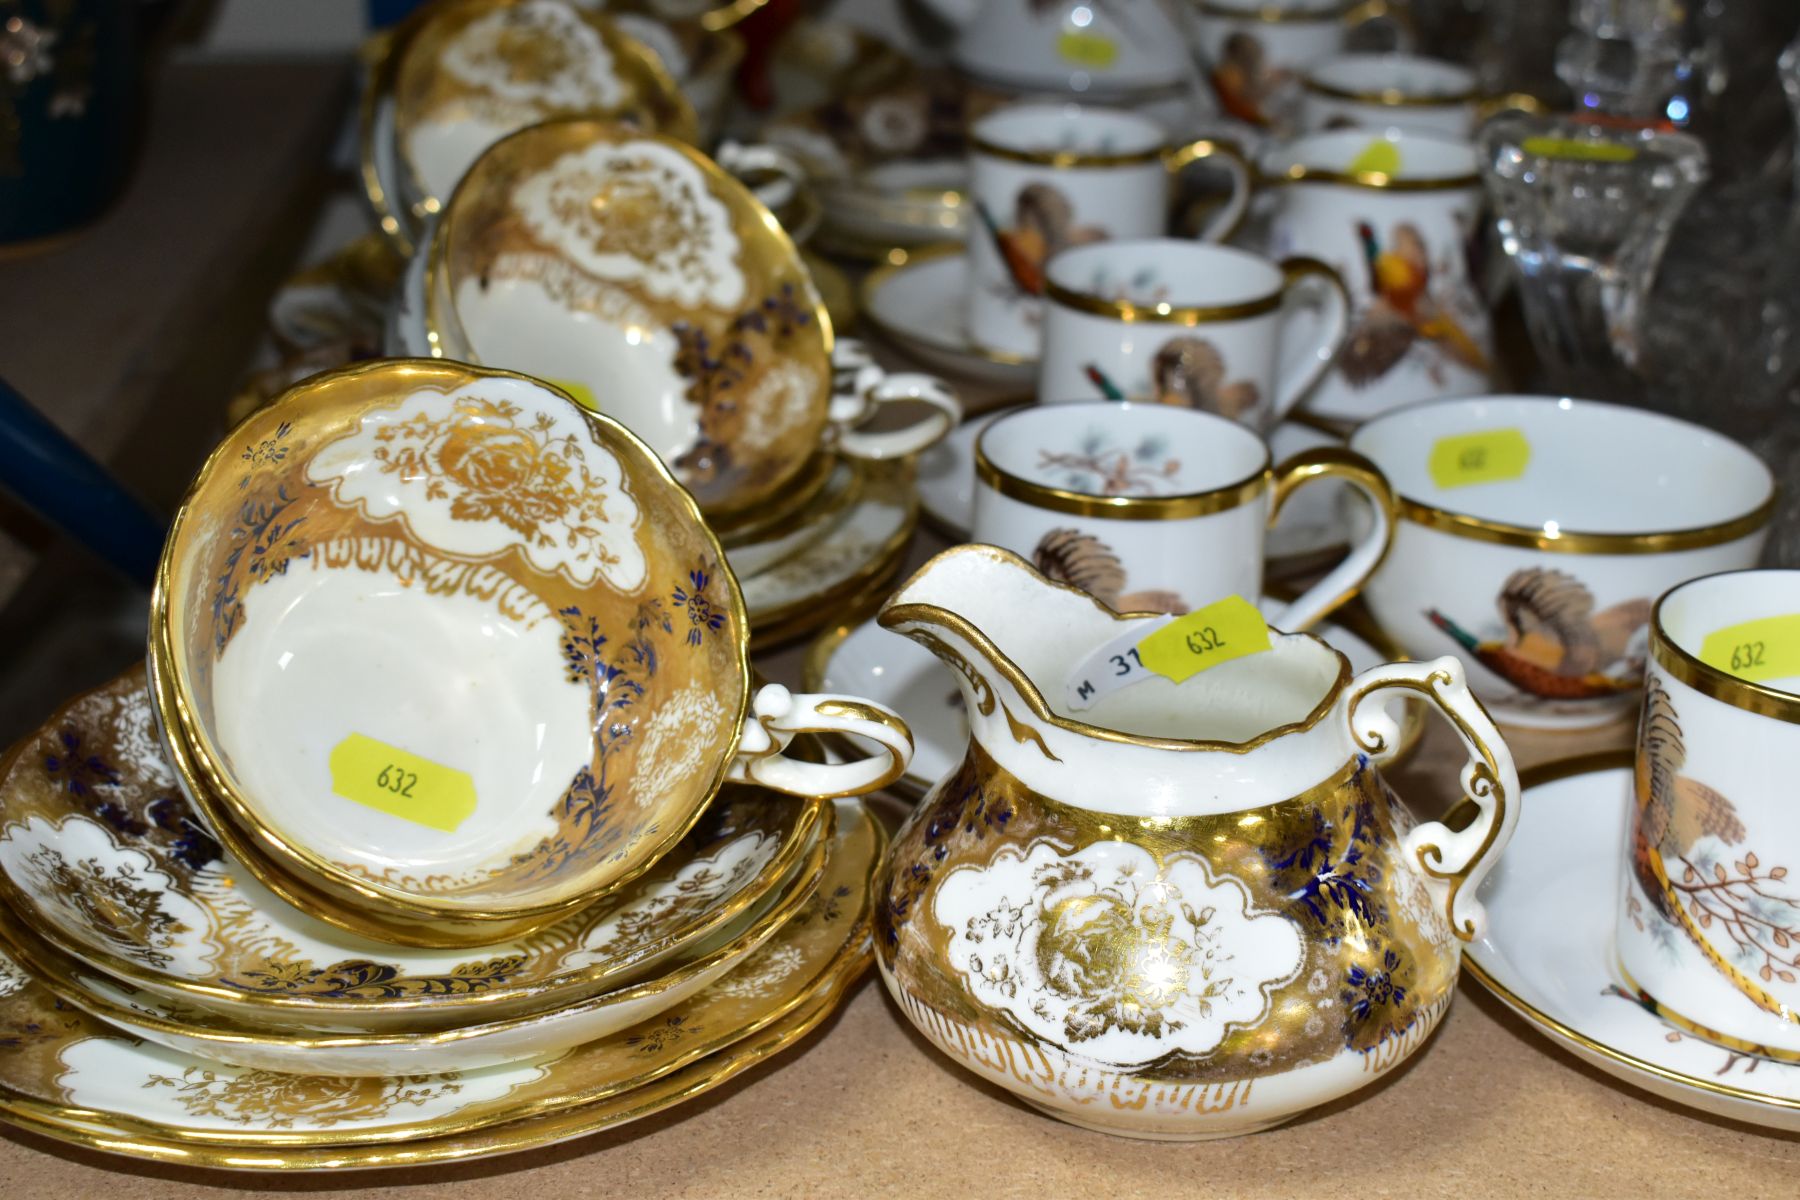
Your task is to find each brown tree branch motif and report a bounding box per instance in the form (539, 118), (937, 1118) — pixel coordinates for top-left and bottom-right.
(1674, 852), (1800, 985)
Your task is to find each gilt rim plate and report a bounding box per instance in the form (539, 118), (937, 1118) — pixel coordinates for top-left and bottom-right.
(0, 666), (824, 1028)
(0, 800), (880, 1153)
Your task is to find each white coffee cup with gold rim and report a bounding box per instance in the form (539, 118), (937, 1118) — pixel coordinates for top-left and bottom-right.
(1620, 569), (1800, 1062)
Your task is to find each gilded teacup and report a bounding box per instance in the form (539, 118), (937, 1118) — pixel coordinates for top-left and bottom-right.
(150, 360), (913, 946)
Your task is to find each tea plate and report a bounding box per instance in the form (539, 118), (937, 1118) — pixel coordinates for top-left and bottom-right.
(0, 802), (825, 1076)
(0, 798), (880, 1162)
(860, 246), (1034, 393)
(915, 410), (1353, 561)
(0, 666), (825, 1033)
(804, 596), (1424, 800)
(0, 970), (853, 1171)
(1463, 755), (1800, 1132)
(743, 462), (916, 646)
(723, 457), (863, 580)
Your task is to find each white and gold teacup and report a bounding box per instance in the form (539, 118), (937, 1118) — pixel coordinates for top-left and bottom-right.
(972, 401), (1392, 630)
(150, 359), (914, 947)
(1350, 395), (1775, 730)
(1037, 239), (1350, 432)
(428, 119), (958, 525)
(964, 102), (1251, 360)
(1619, 569), (1800, 1061)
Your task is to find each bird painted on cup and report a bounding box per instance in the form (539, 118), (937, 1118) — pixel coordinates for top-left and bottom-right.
(1338, 220), (1488, 386)
(976, 183), (1106, 298)
(1033, 528), (1186, 614)
(1425, 567), (1649, 699)
(1209, 31), (1278, 126)
(1083, 341), (1261, 423)
(1631, 675), (1746, 926)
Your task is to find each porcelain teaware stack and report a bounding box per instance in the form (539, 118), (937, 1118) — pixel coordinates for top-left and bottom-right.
(0, 358), (921, 1163)
(359, 0), (963, 647)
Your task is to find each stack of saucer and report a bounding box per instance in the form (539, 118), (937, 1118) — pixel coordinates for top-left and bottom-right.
(357, 0), (699, 258)
(384, 119), (956, 646)
(0, 361), (914, 1168)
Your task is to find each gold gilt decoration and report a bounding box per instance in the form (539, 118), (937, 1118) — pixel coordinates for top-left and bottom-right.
(142, 1067), (466, 1130)
(880, 740), (1457, 1083)
(151, 361), (752, 944)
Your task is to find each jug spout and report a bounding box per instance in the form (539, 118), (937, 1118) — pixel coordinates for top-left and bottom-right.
(879, 544), (1188, 785)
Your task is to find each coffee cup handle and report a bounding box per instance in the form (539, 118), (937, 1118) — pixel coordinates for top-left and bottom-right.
(1162, 137), (1252, 244)
(1266, 445), (1393, 631)
(828, 337), (962, 460)
(1269, 257), (1351, 420)
(717, 140), (819, 244)
(1342, 657), (1520, 941)
(728, 683), (914, 797)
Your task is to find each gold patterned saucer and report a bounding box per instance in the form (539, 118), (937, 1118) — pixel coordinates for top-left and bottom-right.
(428, 118), (834, 522)
(0, 816), (820, 1076)
(0, 800), (879, 1161)
(745, 461), (918, 649)
(0, 667), (824, 1033)
(363, 0), (696, 255)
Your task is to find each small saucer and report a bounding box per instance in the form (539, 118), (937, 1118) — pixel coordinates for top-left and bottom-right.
(745, 462), (916, 648)
(916, 409), (1352, 563)
(804, 596), (1424, 801)
(0, 799), (879, 1164)
(1464, 755), (1800, 1132)
(860, 246), (1035, 393)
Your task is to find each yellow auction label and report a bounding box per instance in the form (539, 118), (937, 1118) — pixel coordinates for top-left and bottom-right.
(1697, 615), (1800, 684)
(547, 377), (599, 412)
(328, 734), (477, 833)
(1427, 428), (1531, 490)
(1057, 30), (1118, 68)
(1137, 595), (1272, 684)
(1520, 136), (1638, 164)
(1348, 138), (1403, 178)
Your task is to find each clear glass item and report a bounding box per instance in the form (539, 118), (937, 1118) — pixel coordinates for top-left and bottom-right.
(1555, 0), (1711, 124)
(1478, 112), (1708, 403)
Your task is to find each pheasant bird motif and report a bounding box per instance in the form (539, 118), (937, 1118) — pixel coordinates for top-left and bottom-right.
(1338, 220), (1488, 387)
(1632, 675), (1745, 925)
(1427, 568), (1649, 699)
(1033, 528), (1185, 615)
(976, 183), (1106, 298)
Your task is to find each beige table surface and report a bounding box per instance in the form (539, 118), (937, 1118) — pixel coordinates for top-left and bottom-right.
(0, 528), (1796, 1197)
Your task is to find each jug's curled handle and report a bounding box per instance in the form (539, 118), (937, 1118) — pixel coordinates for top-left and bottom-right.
(728, 683), (914, 798)
(1343, 656), (1518, 942)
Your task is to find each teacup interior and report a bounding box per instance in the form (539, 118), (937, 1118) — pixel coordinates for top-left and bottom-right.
(1659, 570), (1800, 695)
(1350, 395), (1773, 534)
(1265, 127), (1476, 181)
(1307, 53), (1475, 100)
(973, 103), (1165, 159)
(981, 401), (1267, 499)
(1079, 629), (1344, 743)
(209, 558), (594, 877)
(452, 259), (695, 465)
(1047, 238), (1282, 309)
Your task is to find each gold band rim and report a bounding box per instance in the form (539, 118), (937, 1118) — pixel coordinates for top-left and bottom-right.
(1396, 491), (1776, 554)
(1259, 162), (1481, 191)
(1198, 0), (1355, 22)
(1617, 964), (1800, 1063)
(1299, 75), (1477, 107)
(1044, 272), (1284, 324)
(1650, 577), (1800, 725)
(975, 430), (1272, 521)
(968, 133), (1166, 169)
